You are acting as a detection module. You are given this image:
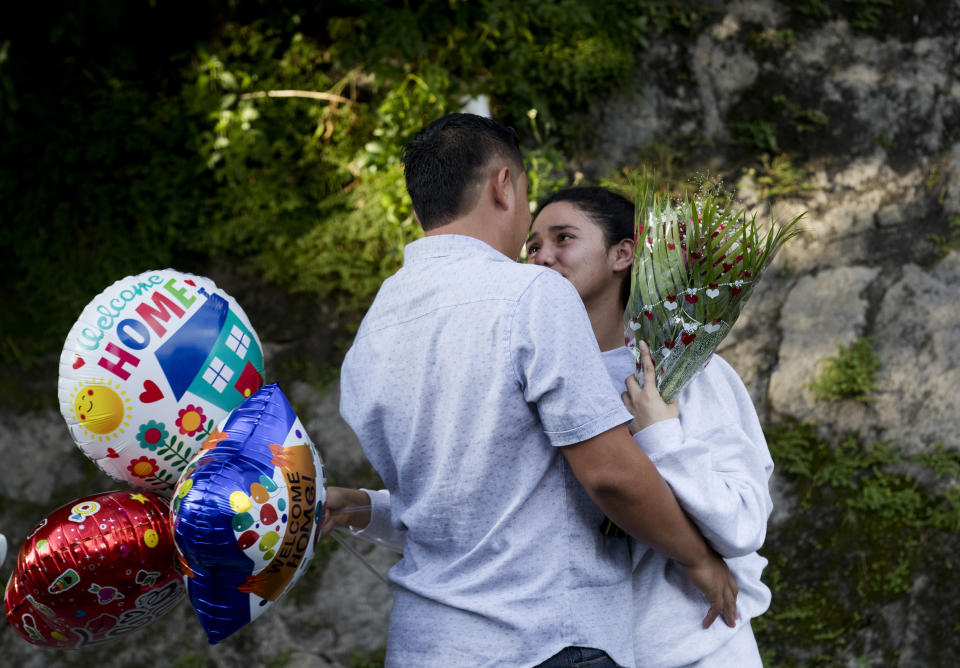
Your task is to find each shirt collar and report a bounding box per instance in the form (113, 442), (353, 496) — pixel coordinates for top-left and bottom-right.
(403, 234), (514, 265)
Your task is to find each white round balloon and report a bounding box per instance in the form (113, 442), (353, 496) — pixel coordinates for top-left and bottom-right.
(58, 269), (265, 490)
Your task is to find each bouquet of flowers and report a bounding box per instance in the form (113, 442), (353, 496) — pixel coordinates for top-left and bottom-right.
(626, 175), (803, 402)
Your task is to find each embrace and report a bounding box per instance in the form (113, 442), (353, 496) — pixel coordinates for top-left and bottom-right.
(324, 113), (773, 668)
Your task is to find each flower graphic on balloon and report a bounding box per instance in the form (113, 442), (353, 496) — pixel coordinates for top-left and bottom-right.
(176, 405), (207, 437)
(136, 420), (169, 451)
(128, 456), (160, 479)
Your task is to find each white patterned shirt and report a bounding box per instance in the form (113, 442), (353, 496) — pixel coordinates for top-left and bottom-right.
(340, 234), (635, 667)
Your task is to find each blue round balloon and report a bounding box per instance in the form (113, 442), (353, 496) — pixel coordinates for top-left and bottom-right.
(170, 383), (327, 644)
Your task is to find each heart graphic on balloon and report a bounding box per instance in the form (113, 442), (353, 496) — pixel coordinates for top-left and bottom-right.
(139, 380), (164, 403)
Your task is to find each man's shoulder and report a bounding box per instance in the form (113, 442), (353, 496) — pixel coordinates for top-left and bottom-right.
(509, 262), (582, 301)
(353, 260), (569, 338)
(490, 261), (567, 297)
(439, 257), (573, 306)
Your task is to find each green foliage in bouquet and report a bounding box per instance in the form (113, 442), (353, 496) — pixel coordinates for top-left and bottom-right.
(627, 175), (803, 402)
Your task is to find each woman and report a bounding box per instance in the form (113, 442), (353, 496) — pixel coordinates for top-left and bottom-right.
(326, 186), (773, 668)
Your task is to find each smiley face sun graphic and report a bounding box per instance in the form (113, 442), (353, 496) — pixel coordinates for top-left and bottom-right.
(71, 378), (131, 441)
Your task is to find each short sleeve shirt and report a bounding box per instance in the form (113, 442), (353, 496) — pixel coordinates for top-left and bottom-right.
(340, 234), (635, 667)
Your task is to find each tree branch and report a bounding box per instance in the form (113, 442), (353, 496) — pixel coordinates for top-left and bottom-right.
(239, 90), (351, 104)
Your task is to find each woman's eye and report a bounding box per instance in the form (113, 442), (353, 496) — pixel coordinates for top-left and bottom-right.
(558, 233), (573, 242)
(527, 245), (539, 254)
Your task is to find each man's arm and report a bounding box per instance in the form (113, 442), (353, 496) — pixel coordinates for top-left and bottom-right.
(321, 487), (406, 553)
(321, 486), (372, 536)
(561, 424), (737, 628)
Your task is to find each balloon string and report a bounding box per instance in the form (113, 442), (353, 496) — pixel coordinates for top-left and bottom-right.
(331, 529), (390, 586)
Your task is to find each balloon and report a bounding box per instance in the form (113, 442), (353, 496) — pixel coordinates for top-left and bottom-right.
(170, 383), (327, 644)
(3, 491), (184, 648)
(58, 269), (265, 490)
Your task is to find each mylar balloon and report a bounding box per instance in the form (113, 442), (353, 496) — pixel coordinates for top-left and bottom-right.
(3, 491), (184, 648)
(170, 383), (327, 644)
(58, 269), (265, 490)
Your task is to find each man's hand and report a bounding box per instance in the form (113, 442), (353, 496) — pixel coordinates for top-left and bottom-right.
(621, 340), (678, 433)
(683, 551), (739, 628)
(321, 486), (371, 536)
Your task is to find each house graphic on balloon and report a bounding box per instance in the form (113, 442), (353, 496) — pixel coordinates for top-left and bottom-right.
(154, 290), (263, 411)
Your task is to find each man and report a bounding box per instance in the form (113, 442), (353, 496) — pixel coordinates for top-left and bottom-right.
(339, 113), (736, 667)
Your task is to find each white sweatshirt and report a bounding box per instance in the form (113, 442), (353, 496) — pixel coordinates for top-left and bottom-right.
(604, 347), (772, 667)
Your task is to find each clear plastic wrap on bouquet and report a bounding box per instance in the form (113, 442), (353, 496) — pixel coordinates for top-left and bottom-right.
(626, 176), (802, 402)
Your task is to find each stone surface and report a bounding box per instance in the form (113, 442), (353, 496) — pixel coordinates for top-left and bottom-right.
(768, 265), (881, 421)
(872, 252), (960, 454)
(0, 410), (87, 505)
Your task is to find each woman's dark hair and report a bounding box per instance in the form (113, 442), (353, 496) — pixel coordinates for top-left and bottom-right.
(534, 186), (636, 307)
(403, 113), (524, 231)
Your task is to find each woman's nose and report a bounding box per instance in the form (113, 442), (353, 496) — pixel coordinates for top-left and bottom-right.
(533, 247), (554, 266)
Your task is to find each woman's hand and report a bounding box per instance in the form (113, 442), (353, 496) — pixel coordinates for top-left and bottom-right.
(321, 486), (372, 536)
(621, 340), (679, 433)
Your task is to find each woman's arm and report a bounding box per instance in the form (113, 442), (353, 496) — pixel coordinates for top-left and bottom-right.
(322, 487), (406, 553)
(633, 418), (772, 557)
(622, 352), (773, 558)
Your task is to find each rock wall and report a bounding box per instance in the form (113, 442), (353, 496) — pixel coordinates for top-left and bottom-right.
(2, 1), (959, 665)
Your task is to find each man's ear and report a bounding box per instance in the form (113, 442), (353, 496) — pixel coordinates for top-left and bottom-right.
(612, 237), (635, 272)
(491, 165), (513, 211)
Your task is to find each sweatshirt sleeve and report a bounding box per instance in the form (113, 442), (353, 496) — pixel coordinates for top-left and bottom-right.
(632, 358), (774, 558)
(349, 488), (406, 553)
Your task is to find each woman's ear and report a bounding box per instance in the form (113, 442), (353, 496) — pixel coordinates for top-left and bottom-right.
(611, 237), (635, 272)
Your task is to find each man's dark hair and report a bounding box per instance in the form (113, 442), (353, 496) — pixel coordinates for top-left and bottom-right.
(534, 186), (636, 307)
(403, 113), (524, 231)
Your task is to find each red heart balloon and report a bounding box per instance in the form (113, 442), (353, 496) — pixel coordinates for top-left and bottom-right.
(3, 491), (184, 648)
